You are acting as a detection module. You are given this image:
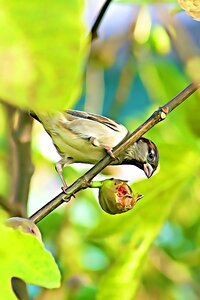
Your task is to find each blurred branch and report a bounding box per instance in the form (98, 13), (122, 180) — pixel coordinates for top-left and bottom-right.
(29, 81), (200, 224)
(91, 0), (113, 40)
(2, 102), (17, 198)
(11, 111), (34, 217)
(0, 196), (13, 214)
(1, 100), (34, 217)
(0, 195), (22, 216)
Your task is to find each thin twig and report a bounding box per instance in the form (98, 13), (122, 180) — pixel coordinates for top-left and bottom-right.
(91, 0), (113, 40)
(29, 82), (200, 224)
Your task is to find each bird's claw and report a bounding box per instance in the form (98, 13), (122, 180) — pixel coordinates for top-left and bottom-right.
(62, 194), (75, 202)
(61, 185), (68, 193)
(61, 185), (76, 201)
(90, 137), (117, 160)
(104, 146), (118, 160)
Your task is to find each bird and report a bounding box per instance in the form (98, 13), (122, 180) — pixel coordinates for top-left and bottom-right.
(30, 109), (159, 190)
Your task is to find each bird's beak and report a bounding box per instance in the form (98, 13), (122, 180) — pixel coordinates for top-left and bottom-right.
(143, 163), (154, 178)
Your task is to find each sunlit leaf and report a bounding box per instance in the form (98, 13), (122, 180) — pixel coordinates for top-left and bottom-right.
(0, 0), (88, 111)
(0, 223), (61, 300)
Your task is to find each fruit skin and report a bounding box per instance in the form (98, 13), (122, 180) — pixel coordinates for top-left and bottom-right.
(5, 217), (42, 241)
(98, 178), (143, 215)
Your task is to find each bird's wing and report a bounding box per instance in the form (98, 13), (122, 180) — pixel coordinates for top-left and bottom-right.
(65, 110), (122, 132)
(62, 110), (129, 148)
(30, 109), (129, 150)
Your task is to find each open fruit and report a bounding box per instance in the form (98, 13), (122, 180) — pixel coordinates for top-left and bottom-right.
(98, 178), (143, 215)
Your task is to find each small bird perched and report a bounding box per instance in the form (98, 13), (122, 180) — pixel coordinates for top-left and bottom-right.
(30, 110), (159, 190)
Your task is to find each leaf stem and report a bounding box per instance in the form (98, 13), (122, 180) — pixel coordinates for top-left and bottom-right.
(90, 181), (103, 188)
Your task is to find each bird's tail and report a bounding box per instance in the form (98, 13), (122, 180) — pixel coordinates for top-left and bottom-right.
(29, 111), (41, 123)
(29, 111), (56, 123)
(29, 111), (63, 133)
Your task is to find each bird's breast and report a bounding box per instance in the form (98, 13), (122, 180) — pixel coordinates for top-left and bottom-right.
(51, 134), (106, 164)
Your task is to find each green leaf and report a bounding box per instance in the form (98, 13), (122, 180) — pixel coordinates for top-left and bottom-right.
(0, 0), (88, 110)
(0, 223), (61, 300)
(0, 209), (8, 222)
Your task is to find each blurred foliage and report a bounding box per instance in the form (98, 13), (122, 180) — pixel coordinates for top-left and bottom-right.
(0, 0), (200, 299)
(0, 0), (88, 111)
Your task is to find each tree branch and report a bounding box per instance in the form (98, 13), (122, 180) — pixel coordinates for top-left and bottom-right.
(0, 196), (23, 216)
(2, 102), (17, 201)
(29, 82), (200, 224)
(91, 0), (113, 40)
(11, 111), (34, 217)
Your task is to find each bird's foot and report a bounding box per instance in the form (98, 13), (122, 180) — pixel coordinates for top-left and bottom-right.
(61, 186), (76, 202)
(90, 137), (118, 160)
(104, 146), (116, 159)
(61, 183), (68, 193)
(58, 177), (76, 200)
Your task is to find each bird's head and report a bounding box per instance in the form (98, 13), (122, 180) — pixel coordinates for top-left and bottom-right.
(119, 137), (159, 178)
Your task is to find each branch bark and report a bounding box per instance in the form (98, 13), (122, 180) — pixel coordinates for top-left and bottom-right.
(2, 102), (17, 201)
(1, 104), (34, 217)
(12, 112), (34, 203)
(0, 196), (22, 216)
(29, 82), (200, 224)
(11, 111), (34, 217)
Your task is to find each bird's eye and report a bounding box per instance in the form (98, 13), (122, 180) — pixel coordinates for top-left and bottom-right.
(148, 152), (154, 163)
